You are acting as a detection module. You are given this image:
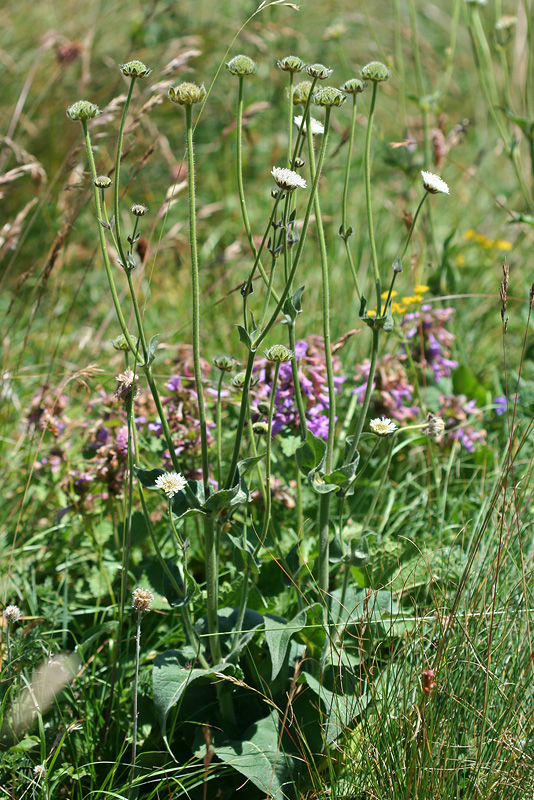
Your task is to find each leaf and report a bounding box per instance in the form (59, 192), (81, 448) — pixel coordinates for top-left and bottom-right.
(236, 325), (251, 350)
(282, 285), (305, 322)
(133, 466), (165, 489)
(162, 557), (198, 608)
(264, 609), (307, 681)
(195, 607), (265, 660)
(299, 672), (369, 744)
(295, 429), (326, 476)
(144, 334), (159, 366)
(280, 434), (302, 457)
(171, 480), (206, 521)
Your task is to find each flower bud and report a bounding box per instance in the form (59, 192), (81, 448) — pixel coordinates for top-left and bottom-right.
(213, 355), (236, 372)
(119, 60), (152, 78)
(277, 55), (305, 72)
(112, 333), (138, 351)
(226, 54), (257, 76)
(422, 413), (445, 440)
(231, 372), (257, 389)
(292, 81), (313, 105)
(257, 401), (270, 415)
(66, 100), (102, 121)
(361, 61), (391, 82)
(168, 82), (206, 106)
(131, 203), (148, 217)
(94, 175), (112, 189)
(294, 156), (305, 168)
(252, 421), (270, 435)
(312, 87), (346, 107)
(305, 63), (333, 80)
(264, 344), (293, 363)
(341, 78), (366, 94)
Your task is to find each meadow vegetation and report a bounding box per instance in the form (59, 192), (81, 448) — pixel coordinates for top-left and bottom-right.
(1, 0), (534, 798)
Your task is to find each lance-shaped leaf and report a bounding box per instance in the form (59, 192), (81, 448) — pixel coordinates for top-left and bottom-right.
(264, 608), (307, 681)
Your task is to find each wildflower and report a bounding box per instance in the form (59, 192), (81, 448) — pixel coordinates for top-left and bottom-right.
(154, 471), (187, 498)
(382, 290), (398, 299)
(341, 78), (365, 94)
(414, 284), (429, 294)
(213, 355), (236, 372)
(33, 765), (46, 781)
(265, 344), (293, 363)
(226, 55), (257, 76)
(252, 421), (269, 435)
(421, 170), (450, 195)
(494, 396), (507, 415)
(422, 413), (445, 439)
(354, 354), (417, 422)
(294, 115), (324, 135)
(305, 63), (332, 80)
(370, 416), (398, 436)
(403, 304), (458, 381)
(277, 55), (305, 72)
(119, 60), (151, 78)
(66, 100), (101, 121)
(438, 393), (487, 451)
(494, 239), (512, 251)
(292, 81), (313, 105)
(3, 605), (21, 623)
(231, 371), (257, 389)
(271, 166), (307, 191)
(94, 175), (112, 189)
(313, 87), (346, 107)
(324, 22), (347, 40)
(132, 587), (154, 613)
(131, 203), (148, 217)
(114, 369), (138, 402)
(361, 61), (391, 82)
(402, 295), (423, 306)
(168, 82), (206, 105)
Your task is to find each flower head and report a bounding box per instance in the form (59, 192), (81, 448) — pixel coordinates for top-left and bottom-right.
(361, 61), (391, 82)
(132, 587), (154, 613)
(131, 203), (148, 217)
(154, 471), (187, 498)
(292, 81), (313, 105)
(66, 100), (102, 121)
(112, 333), (138, 351)
(213, 355), (236, 372)
(341, 78), (366, 94)
(422, 413), (445, 439)
(94, 175), (112, 189)
(421, 170), (450, 195)
(114, 369), (138, 402)
(306, 63), (333, 80)
(277, 55), (305, 72)
(252, 421), (270, 435)
(294, 115), (324, 135)
(271, 166), (307, 191)
(4, 605), (21, 623)
(265, 344), (293, 363)
(370, 416), (398, 436)
(312, 86), (346, 107)
(119, 60), (152, 78)
(226, 54), (257, 76)
(168, 82), (206, 106)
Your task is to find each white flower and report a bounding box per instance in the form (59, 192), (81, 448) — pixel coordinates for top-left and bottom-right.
(154, 471), (187, 497)
(271, 166), (307, 191)
(370, 417), (398, 436)
(294, 115), (324, 135)
(421, 170), (450, 195)
(132, 587), (154, 612)
(3, 605), (21, 623)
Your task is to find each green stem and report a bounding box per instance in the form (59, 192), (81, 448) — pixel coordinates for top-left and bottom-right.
(341, 93), (362, 299)
(216, 371), (224, 488)
(346, 328), (380, 464)
(236, 76), (258, 259)
(287, 323), (308, 439)
(261, 361), (281, 540)
(127, 610), (142, 798)
(287, 72), (294, 166)
(364, 83), (381, 313)
(114, 77), (136, 269)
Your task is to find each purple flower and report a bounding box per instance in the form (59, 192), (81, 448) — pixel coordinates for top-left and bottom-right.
(494, 396), (507, 416)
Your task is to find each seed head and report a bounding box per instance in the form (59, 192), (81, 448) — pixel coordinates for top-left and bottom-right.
(294, 115), (324, 135)
(305, 63), (333, 80)
(421, 170), (450, 195)
(226, 54), (257, 76)
(154, 471), (187, 498)
(168, 82), (206, 106)
(265, 344), (293, 363)
(4, 605), (21, 623)
(213, 355), (236, 372)
(341, 78), (366, 94)
(313, 86), (346, 107)
(119, 60), (152, 78)
(66, 100), (102, 121)
(94, 175), (112, 189)
(292, 81), (313, 105)
(131, 203), (148, 217)
(114, 369), (139, 402)
(271, 166), (307, 191)
(422, 413), (445, 440)
(277, 55), (305, 72)
(370, 416), (397, 436)
(132, 587), (154, 613)
(361, 61), (391, 82)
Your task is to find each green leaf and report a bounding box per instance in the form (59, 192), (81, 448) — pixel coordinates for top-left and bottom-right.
(171, 480), (206, 520)
(295, 429), (326, 476)
(359, 294), (368, 318)
(280, 434), (303, 457)
(195, 607), (265, 660)
(133, 466), (165, 489)
(236, 325), (252, 350)
(264, 609), (307, 681)
(144, 334), (160, 366)
(499, 107), (534, 139)
(299, 672), (369, 743)
(283, 285), (305, 322)
(162, 558), (198, 608)
(452, 364), (486, 407)
(226, 530), (261, 573)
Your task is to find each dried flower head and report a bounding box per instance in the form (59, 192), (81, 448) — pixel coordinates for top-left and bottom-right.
(168, 82), (206, 106)
(131, 203), (148, 217)
(271, 166), (307, 191)
(370, 416), (398, 436)
(154, 471), (187, 498)
(114, 369), (138, 402)
(361, 61), (391, 82)
(423, 413), (445, 439)
(213, 355), (236, 372)
(292, 81), (313, 105)
(119, 60), (152, 78)
(66, 100), (102, 121)
(421, 170), (450, 195)
(226, 54), (257, 76)
(4, 605), (21, 623)
(313, 87), (346, 107)
(294, 115), (324, 135)
(341, 78), (366, 94)
(132, 587), (154, 613)
(277, 55), (305, 72)
(306, 63), (333, 80)
(265, 344), (293, 363)
(94, 175), (112, 189)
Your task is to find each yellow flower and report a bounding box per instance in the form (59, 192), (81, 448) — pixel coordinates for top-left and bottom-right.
(457, 253), (465, 267)
(367, 309), (377, 317)
(464, 229), (477, 240)
(402, 295), (423, 306)
(381, 290), (398, 299)
(495, 239), (512, 251)
(414, 284), (429, 294)
(391, 302), (407, 314)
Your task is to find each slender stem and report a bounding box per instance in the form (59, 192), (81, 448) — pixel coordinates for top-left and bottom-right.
(287, 323), (307, 439)
(261, 362), (281, 540)
(400, 192), (428, 261)
(127, 611), (142, 798)
(346, 328), (380, 464)
(203, 514), (222, 665)
(364, 83), (381, 314)
(236, 76), (258, 259)
(216, 371), (224, 488)
(114, 78), (136, 268)
(341, 93), (362, 299)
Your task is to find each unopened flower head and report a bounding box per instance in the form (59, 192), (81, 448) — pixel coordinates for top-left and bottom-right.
(294, 156), (305, 168)
(4, 605), (21, 623)
(305, 63), (333, 80)
(231, 371), (248, 389)
(361, 61), (391, 82)
(252, 421), (270, 435)
(421, 170), (450, 195)
(370, 416), (398, 436)
(294, 115), (324, 135)
(265, 344), (293, 363)
(112, 333), (137, 351)
(271, 166), (307, 192)
(132, 587), (154, 613)
(66, 100), (102, 121)
(292, 81), (313, 105)
(423, 413), (445, 439)
(94, 175), (112, 189)
(168, 82), (206, 106)
(313, 86), (346, 107)
(114, 369), (138, 402)
(226, 54), (257, 76)
(341, 78), (366, 94)
(131, 203), (148, 217)
(154, 471), (187, 498)
(119, 60), (152, 78)
(277, 55), (305, 73)
(213, 355), (236, 372)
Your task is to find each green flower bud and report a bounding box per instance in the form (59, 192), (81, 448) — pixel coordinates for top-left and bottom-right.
(313, 86), (346, 107)
(112, 333), (138, 351)
(294, 156), (305, 168)
(277, 55), (305, 72)
(256, 401), (270, 415)
(94, 175), (112, 189)
(119, 60), (152, 78)
(252, 421), (270, 435)
(131, 203), (148, 217)
(231, 371), (256, 389)
(66, 100), (102, 121)
(264, 344), (293, 363)
(226, 54), (257, 76)
(168, 82), (206, 106)
(213, 355), (236, 371)
(305, 63), (333, 80)
(341, 78), (366, 94)
(361, 61), (391, 82)
(292, 81), (313, 105)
